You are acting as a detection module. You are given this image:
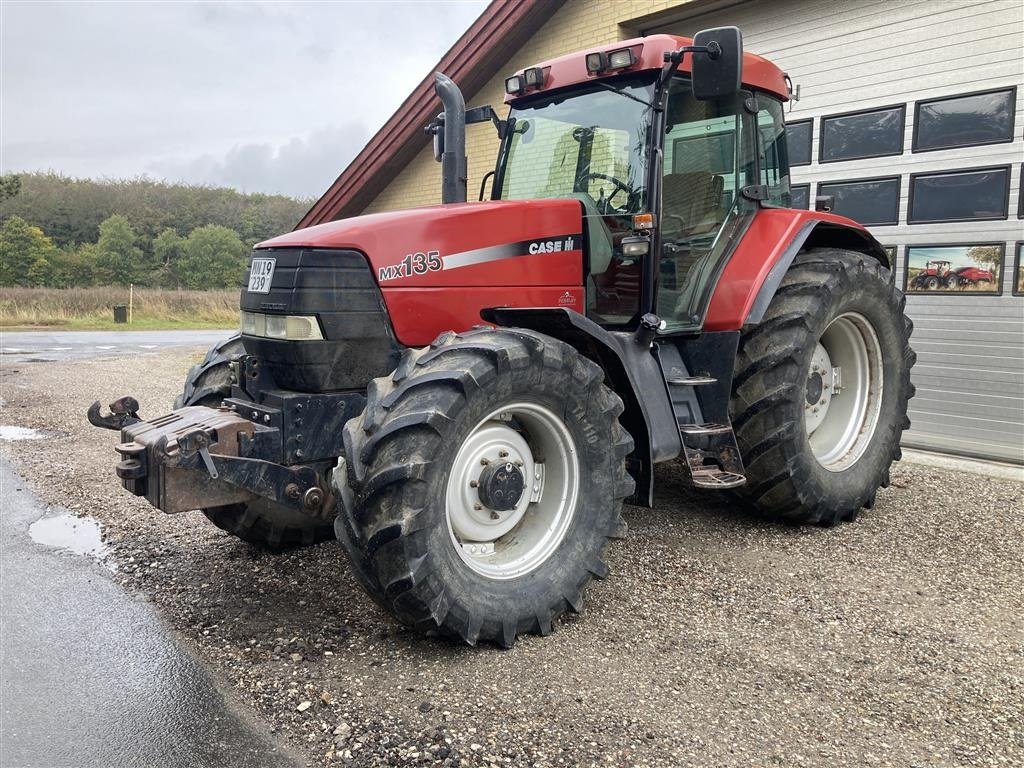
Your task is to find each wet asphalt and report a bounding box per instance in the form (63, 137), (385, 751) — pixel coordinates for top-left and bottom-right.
(0, 330), (232, 364)
(0, 460), (304, 768)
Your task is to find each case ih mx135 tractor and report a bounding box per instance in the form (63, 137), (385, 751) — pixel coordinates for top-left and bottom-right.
(90, 28), (915, 648)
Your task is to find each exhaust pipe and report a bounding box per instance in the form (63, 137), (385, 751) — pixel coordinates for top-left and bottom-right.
(433, 72), (467, 204)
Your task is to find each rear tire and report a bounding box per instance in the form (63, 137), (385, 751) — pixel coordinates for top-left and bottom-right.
(178, 334), (335, 549)
(730, 249), (915, 526)
(338, 328), (633, 647)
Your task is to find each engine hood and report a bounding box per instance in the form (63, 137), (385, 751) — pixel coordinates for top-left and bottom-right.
(259, 198), (584, 288)
(257, 198), (587, 347)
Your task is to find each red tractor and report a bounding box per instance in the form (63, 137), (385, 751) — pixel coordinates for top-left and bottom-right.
(910, 260), (954, 290)
(90, 29), (914, 647)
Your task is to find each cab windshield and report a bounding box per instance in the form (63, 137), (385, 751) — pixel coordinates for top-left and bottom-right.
(496, 75), (654, 214)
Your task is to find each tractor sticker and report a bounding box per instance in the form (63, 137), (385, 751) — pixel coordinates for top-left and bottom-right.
(377, 234), (582, 283)
(377, 251), (442, 282)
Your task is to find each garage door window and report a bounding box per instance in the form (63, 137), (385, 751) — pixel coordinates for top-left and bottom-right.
(908, 166), (1010, 223)
(1013, 242), (1024, 296)
(817, 177), (900, 225)
(790, 184), (809, 209)
(913, 87), (1016, 152)
(785, 119), (812, 166)
(819, 105), (905, 163)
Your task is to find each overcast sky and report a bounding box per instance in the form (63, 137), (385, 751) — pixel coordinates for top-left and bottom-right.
(0, 0), (487, 199)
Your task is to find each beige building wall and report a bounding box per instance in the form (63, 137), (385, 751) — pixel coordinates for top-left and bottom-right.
(363, 0), (692, 215)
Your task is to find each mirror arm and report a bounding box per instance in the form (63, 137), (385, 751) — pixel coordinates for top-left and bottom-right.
(465, 105), (507, 140)
(659, 43), (721, 88)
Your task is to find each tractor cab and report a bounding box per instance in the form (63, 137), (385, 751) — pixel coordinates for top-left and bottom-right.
(491, 31), (792, 333)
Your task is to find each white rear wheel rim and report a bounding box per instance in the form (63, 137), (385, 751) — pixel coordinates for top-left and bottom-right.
(445, 402), (579, 580)
(805, 312), (884, 471)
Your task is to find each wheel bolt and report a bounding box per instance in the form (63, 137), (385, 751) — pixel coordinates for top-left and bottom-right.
(490, 511), (500, 520)
(498, 450), (509, 458)
(473, 503), (483, 511)
(469, 480), (478, 488)
(480, 458), (490, 466)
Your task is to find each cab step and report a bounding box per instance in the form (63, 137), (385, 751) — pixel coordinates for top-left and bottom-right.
(679, 422), (732, 436)
(689, 468), (746, 489)
(666, 375), (717, 386)
(678, 420), (746, 490)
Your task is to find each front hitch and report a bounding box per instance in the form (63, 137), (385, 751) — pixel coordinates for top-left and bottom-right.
(87, 396), (142, 431)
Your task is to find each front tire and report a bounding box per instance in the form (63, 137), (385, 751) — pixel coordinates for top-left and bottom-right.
(730, 249), (915, 526)
(178, 335), (335, 549)
(339, 328), (634, 647)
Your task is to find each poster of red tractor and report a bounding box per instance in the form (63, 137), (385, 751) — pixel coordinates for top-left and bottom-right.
(905, 244), (1003, 294)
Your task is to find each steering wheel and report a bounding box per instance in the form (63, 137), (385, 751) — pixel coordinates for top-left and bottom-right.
(582, 172), (633, 210)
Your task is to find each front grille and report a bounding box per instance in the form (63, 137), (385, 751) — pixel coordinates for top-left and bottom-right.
(240, 248), (401, 392)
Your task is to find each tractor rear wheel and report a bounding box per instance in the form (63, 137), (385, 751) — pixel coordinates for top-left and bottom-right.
(730, 248), (915, 526)
(337, 328), (633, 647)
(177, 335), (335, 549)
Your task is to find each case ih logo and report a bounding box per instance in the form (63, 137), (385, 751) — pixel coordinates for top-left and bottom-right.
(528, 236), (575, 254)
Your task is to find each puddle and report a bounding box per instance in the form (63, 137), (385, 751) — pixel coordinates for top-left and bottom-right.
(0, 426), (47, 441)
(29, 513), (109, 561)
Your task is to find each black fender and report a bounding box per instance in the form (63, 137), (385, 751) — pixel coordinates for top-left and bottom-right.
(480, 307), (682, 508)
(745, 219), (891, 325)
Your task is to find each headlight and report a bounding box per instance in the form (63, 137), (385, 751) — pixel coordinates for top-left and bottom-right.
(240, 311), (323, 341)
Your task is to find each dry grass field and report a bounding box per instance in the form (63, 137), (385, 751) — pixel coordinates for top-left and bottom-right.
(0, 286), (239, 329)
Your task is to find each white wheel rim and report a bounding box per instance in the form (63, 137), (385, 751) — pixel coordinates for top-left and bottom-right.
(445, 402), (579, 580)
(804, 312), (884, 472)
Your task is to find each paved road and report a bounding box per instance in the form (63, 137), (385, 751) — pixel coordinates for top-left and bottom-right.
(0, 460), (303, 768)
(0, 330), (232, 363)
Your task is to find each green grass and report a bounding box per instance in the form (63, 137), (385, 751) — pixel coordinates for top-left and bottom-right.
(0, 286), (239, 330)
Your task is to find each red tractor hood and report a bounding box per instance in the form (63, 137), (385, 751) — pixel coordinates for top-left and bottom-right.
(259, 198), (584, 288)
(257, 199), (587, 346)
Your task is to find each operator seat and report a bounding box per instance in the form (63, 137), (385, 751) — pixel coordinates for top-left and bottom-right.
(661, 172), (724, 236)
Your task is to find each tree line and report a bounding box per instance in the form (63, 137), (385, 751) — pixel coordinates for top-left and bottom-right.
(0, 172), (311, 289)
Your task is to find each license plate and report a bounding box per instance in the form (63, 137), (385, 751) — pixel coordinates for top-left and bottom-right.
(247, 258), (276, 294)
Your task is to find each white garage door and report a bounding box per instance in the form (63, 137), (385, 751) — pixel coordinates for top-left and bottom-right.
(648, 0), (1024, 463)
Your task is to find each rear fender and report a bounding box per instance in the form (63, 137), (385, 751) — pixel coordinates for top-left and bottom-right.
(480, 307), (683, 508)
(706, 209), (890, 330)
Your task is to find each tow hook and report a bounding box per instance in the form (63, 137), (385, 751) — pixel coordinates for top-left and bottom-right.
(87, 396), (142, 431)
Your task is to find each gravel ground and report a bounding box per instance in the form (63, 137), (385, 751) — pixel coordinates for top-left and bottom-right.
(1, 348), (1022, 768)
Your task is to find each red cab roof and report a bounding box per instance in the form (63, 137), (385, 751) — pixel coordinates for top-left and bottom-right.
(505, 33), (789, 104)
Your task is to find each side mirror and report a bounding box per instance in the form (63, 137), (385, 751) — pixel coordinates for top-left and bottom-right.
(692, 26), (743, 101)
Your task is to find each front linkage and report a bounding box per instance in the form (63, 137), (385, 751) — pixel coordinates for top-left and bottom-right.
(88, 353), (362, 521)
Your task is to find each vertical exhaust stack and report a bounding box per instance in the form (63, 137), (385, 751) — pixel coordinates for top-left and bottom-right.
(433, 73), (467, 204)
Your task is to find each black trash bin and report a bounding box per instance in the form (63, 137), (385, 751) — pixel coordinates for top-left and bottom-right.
(113, 305), (128, 323)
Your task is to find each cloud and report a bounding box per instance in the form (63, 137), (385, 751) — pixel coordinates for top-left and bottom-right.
(149, 123), (372, 198)
(0, 0), (487, 197)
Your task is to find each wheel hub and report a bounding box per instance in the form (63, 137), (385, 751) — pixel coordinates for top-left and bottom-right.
(804, 343), (834, 435)
(445, 403), (579, 580)
(447, 421), (533, 543)
(804, 312), (884, 471)
(477, 461), (526, 511)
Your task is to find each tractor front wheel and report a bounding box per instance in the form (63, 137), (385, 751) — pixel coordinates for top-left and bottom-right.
(177, 335), (335, 549)
(730, 248), (915, 526)
(337, 328), (633, 647)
